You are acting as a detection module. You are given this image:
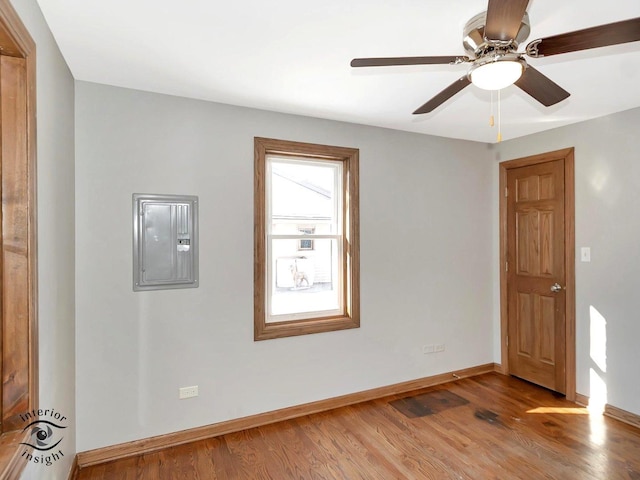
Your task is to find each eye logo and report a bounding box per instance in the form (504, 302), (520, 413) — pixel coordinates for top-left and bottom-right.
(20, 420), (66, 451)
(18, 408), (68, 468)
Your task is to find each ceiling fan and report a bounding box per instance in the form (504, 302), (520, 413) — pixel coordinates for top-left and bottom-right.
(350, 0), (640, 114)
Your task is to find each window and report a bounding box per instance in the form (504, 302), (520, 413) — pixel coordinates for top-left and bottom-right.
(297, 226), (315, 251)
(254, 137), (360, 340)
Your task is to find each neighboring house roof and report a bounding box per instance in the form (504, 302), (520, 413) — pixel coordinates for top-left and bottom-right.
(273, 169), (331, 199)
(271, 166), (334, 221)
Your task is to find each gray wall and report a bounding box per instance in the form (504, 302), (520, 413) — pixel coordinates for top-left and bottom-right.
(74, 81), (495, 451)
(71, 66), (640, 453)
(12, 0), (76, 478)
(492, 107), (640, 416)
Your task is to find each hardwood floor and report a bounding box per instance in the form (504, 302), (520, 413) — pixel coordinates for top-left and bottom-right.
(78, 373), (640, 479)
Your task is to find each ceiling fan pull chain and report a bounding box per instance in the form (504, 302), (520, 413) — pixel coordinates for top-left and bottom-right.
(497, 89), (503, 143)
(490, 91), (495, 127)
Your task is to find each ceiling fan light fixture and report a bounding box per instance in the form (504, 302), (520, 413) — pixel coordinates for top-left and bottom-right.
(469, 57), (525, 90)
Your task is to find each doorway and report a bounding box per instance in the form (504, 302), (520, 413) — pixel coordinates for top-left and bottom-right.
(499, 148), (575, 401)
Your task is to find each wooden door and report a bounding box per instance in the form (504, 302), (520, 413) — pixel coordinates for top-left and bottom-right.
(506, 159), (566, 393)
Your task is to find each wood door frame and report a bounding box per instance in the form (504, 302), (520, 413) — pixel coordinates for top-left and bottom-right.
(0, 0), (37, 476)
(499, 148), (576, 401)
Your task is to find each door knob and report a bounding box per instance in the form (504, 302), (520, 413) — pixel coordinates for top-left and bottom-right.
(550, 283), (563, 293)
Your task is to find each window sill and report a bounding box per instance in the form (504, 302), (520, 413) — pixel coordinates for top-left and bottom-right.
(255, 314), (359, 341)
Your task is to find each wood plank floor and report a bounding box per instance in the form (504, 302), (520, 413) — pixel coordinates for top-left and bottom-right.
(78, 373), (640, 479)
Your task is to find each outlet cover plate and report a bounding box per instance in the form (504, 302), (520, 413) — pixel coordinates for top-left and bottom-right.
(422, 344), (435, 354)
(179, 385), (199, 399)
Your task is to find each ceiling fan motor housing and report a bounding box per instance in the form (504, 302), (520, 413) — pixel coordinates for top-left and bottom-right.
(463, 11), (531, 57)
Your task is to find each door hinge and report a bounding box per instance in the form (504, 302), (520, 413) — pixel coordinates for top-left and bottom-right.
(506, 335), (509, 347)
(505, 187), (508, 197)
(505, 260), (509, 272)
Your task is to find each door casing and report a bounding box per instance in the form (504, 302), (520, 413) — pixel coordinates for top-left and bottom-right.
(499, 148), (576, 401)
(0, 0), (37, 433)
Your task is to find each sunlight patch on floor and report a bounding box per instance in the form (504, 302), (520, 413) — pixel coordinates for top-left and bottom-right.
(526, 407), (589, 414)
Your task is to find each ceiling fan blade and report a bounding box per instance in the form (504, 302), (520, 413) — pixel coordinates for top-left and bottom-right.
(526, 17), (640, 58)
(351, 56), (469, 67)
(515, 66), (570, 106)
(484, 0), (530, 42)
(413, 76), (471, 114)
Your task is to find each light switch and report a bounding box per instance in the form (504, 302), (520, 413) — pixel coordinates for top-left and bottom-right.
(580, 247), (591, 262)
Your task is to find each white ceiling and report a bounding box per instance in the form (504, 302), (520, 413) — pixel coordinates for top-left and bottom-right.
(37, 0), (640, 143)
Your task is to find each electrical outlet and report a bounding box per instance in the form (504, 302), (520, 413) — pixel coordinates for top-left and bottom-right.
(179, 385), (198, 399)
(435, 344), (445, 353)
(422, 344), (435, 354)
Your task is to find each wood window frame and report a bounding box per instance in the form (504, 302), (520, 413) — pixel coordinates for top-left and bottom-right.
(498, 148), (575, 401)
(254, 137), (360, 341)
(0, 0), (37, 477)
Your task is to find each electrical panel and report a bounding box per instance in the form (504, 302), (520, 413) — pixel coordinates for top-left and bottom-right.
(133, 193), (199, 291)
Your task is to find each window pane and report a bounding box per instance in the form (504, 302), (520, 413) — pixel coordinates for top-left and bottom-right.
(269, 238), (341, 320)
(269, 159), (341, 234)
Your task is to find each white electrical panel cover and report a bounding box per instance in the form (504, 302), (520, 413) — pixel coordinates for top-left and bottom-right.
(133, 194), (199, 291)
